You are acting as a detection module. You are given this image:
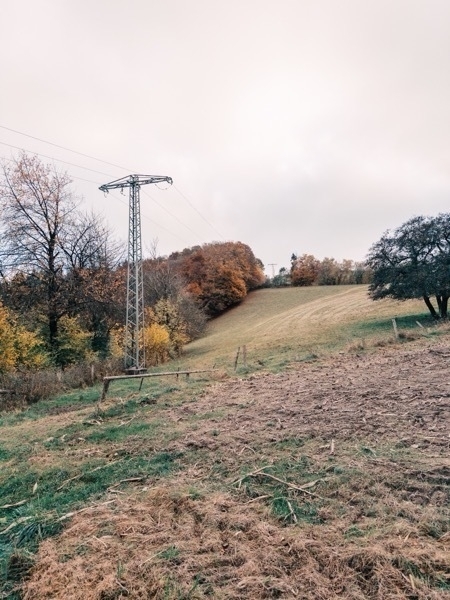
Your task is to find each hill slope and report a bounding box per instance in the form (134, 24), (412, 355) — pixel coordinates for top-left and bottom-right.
(182, 285), (428, 369)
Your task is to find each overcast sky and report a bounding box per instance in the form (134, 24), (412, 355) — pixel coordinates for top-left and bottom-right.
(1, 0), (450, 273)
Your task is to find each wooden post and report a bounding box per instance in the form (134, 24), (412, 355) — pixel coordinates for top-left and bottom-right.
(234, 347), (241, 371)
(392, 318), (399, 339)
(242, 345), (247, 367)
(101, 378), (111, 401)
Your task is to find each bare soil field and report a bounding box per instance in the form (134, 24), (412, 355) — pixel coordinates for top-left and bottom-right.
(21, 336), (450, 599)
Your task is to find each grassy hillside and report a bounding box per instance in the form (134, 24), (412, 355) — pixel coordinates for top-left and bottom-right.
(179, 285), (430, 370)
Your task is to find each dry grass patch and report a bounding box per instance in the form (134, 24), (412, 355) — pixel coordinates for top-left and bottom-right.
(22, 484), (450, 600)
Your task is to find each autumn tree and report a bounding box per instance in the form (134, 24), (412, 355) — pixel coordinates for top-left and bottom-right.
(178, 242), (265, 315)
(316, 258), (371, 285)
(0, 153), (123, 362)
(0, 153), (78, 357)
(366, 214), (450, 318)
(290, 254), (321, 286)
(316, 257), (340, 285)
(63, 211), (125, 356)
(143, 252), (206, 342)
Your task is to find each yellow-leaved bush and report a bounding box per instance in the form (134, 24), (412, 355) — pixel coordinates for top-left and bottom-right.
(56, 315), (95, 367)
(0, 303), (48, 372)
(143, 322), (171, 366)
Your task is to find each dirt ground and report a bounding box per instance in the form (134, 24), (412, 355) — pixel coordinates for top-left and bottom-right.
(22, 339), (450, 599)
(168, 340), (450, 455)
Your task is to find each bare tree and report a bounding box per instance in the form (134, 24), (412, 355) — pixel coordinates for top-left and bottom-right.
(0, 153), (124, 361)
(0, 153), (79, 354)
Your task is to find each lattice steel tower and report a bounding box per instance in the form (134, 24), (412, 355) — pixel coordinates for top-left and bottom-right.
(99, 174), (173, 371)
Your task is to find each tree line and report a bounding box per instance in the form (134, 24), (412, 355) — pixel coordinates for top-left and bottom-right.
(0, 153), (265, 374)
(4, 153), (444, 381)
(268, 254), (372, 287)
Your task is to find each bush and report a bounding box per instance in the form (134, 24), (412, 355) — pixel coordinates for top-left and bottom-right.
(144, 322), (171, 366)
(0, 357), (123, 409)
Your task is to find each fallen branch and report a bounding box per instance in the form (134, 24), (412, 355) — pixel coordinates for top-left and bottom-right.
(249, 472), (325, 499)
(0, 499), (28, 510)
(244, 494), (272, 504)
(238, 445), (257, 455)
(56, 460), (120, 491)
(118, 415), (137, 427)
(286, 499), (298, 523)
(232, 468), (325, 499)
(231, 465), (273, 488)
(57, 499), (117, 522)
(109, 477), (145, 487)
(0, 516), (33, 535)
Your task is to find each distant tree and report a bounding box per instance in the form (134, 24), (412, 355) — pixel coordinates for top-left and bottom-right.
(271, 267), (290, 287)
(143, 313), (171, 366)
(366, 214), (450, 318)
(291, 254), (321, 286)
(353, 261), (373, 284)
(56, 315), (94, 368)
(317, 257), (340, 285)
(179, 242), (265, 316)
(63, 212), (125, 356)
(143, 252), (206, 340)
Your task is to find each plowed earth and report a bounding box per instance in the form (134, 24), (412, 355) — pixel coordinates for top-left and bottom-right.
(22, 339), (450, 599)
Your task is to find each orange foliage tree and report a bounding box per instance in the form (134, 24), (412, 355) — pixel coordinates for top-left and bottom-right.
(290, 254), (321, 286)
(174, 242), (265, 316)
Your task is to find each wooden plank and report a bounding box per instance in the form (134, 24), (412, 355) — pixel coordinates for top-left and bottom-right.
(103, 369), (217, 383)
(101, 369), (218, 400)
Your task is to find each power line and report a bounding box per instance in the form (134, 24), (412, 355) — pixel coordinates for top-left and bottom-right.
(173, 184), (226, 240)
(0, 152), (108, 186)
(0, 140), (115, 178)
(141, 188), (206, 241)
(108, 192), (191, 245)
(0, 123), (132, 172)
(0, 124), (229, 245)
(1, 149), (191, 245)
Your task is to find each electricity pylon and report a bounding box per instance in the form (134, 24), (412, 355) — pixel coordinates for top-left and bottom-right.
(99, 174), (173, 372)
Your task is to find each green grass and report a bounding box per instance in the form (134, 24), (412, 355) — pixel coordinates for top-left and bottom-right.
(0, 445), (13, 462)
(1, 285), (449, 598)
(0, 451), (181, 596)
(84, 421), (160, 443)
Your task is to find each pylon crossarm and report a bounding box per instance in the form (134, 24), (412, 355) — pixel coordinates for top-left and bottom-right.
(99, 175), (172, 192)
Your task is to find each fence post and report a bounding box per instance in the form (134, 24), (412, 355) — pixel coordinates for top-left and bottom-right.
(234, 347), (241, 371)
(392, 318), (399, 340)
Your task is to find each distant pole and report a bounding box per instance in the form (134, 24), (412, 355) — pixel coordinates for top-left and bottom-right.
(99, 174), (173, 372)
(268, 263), (277, 278)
